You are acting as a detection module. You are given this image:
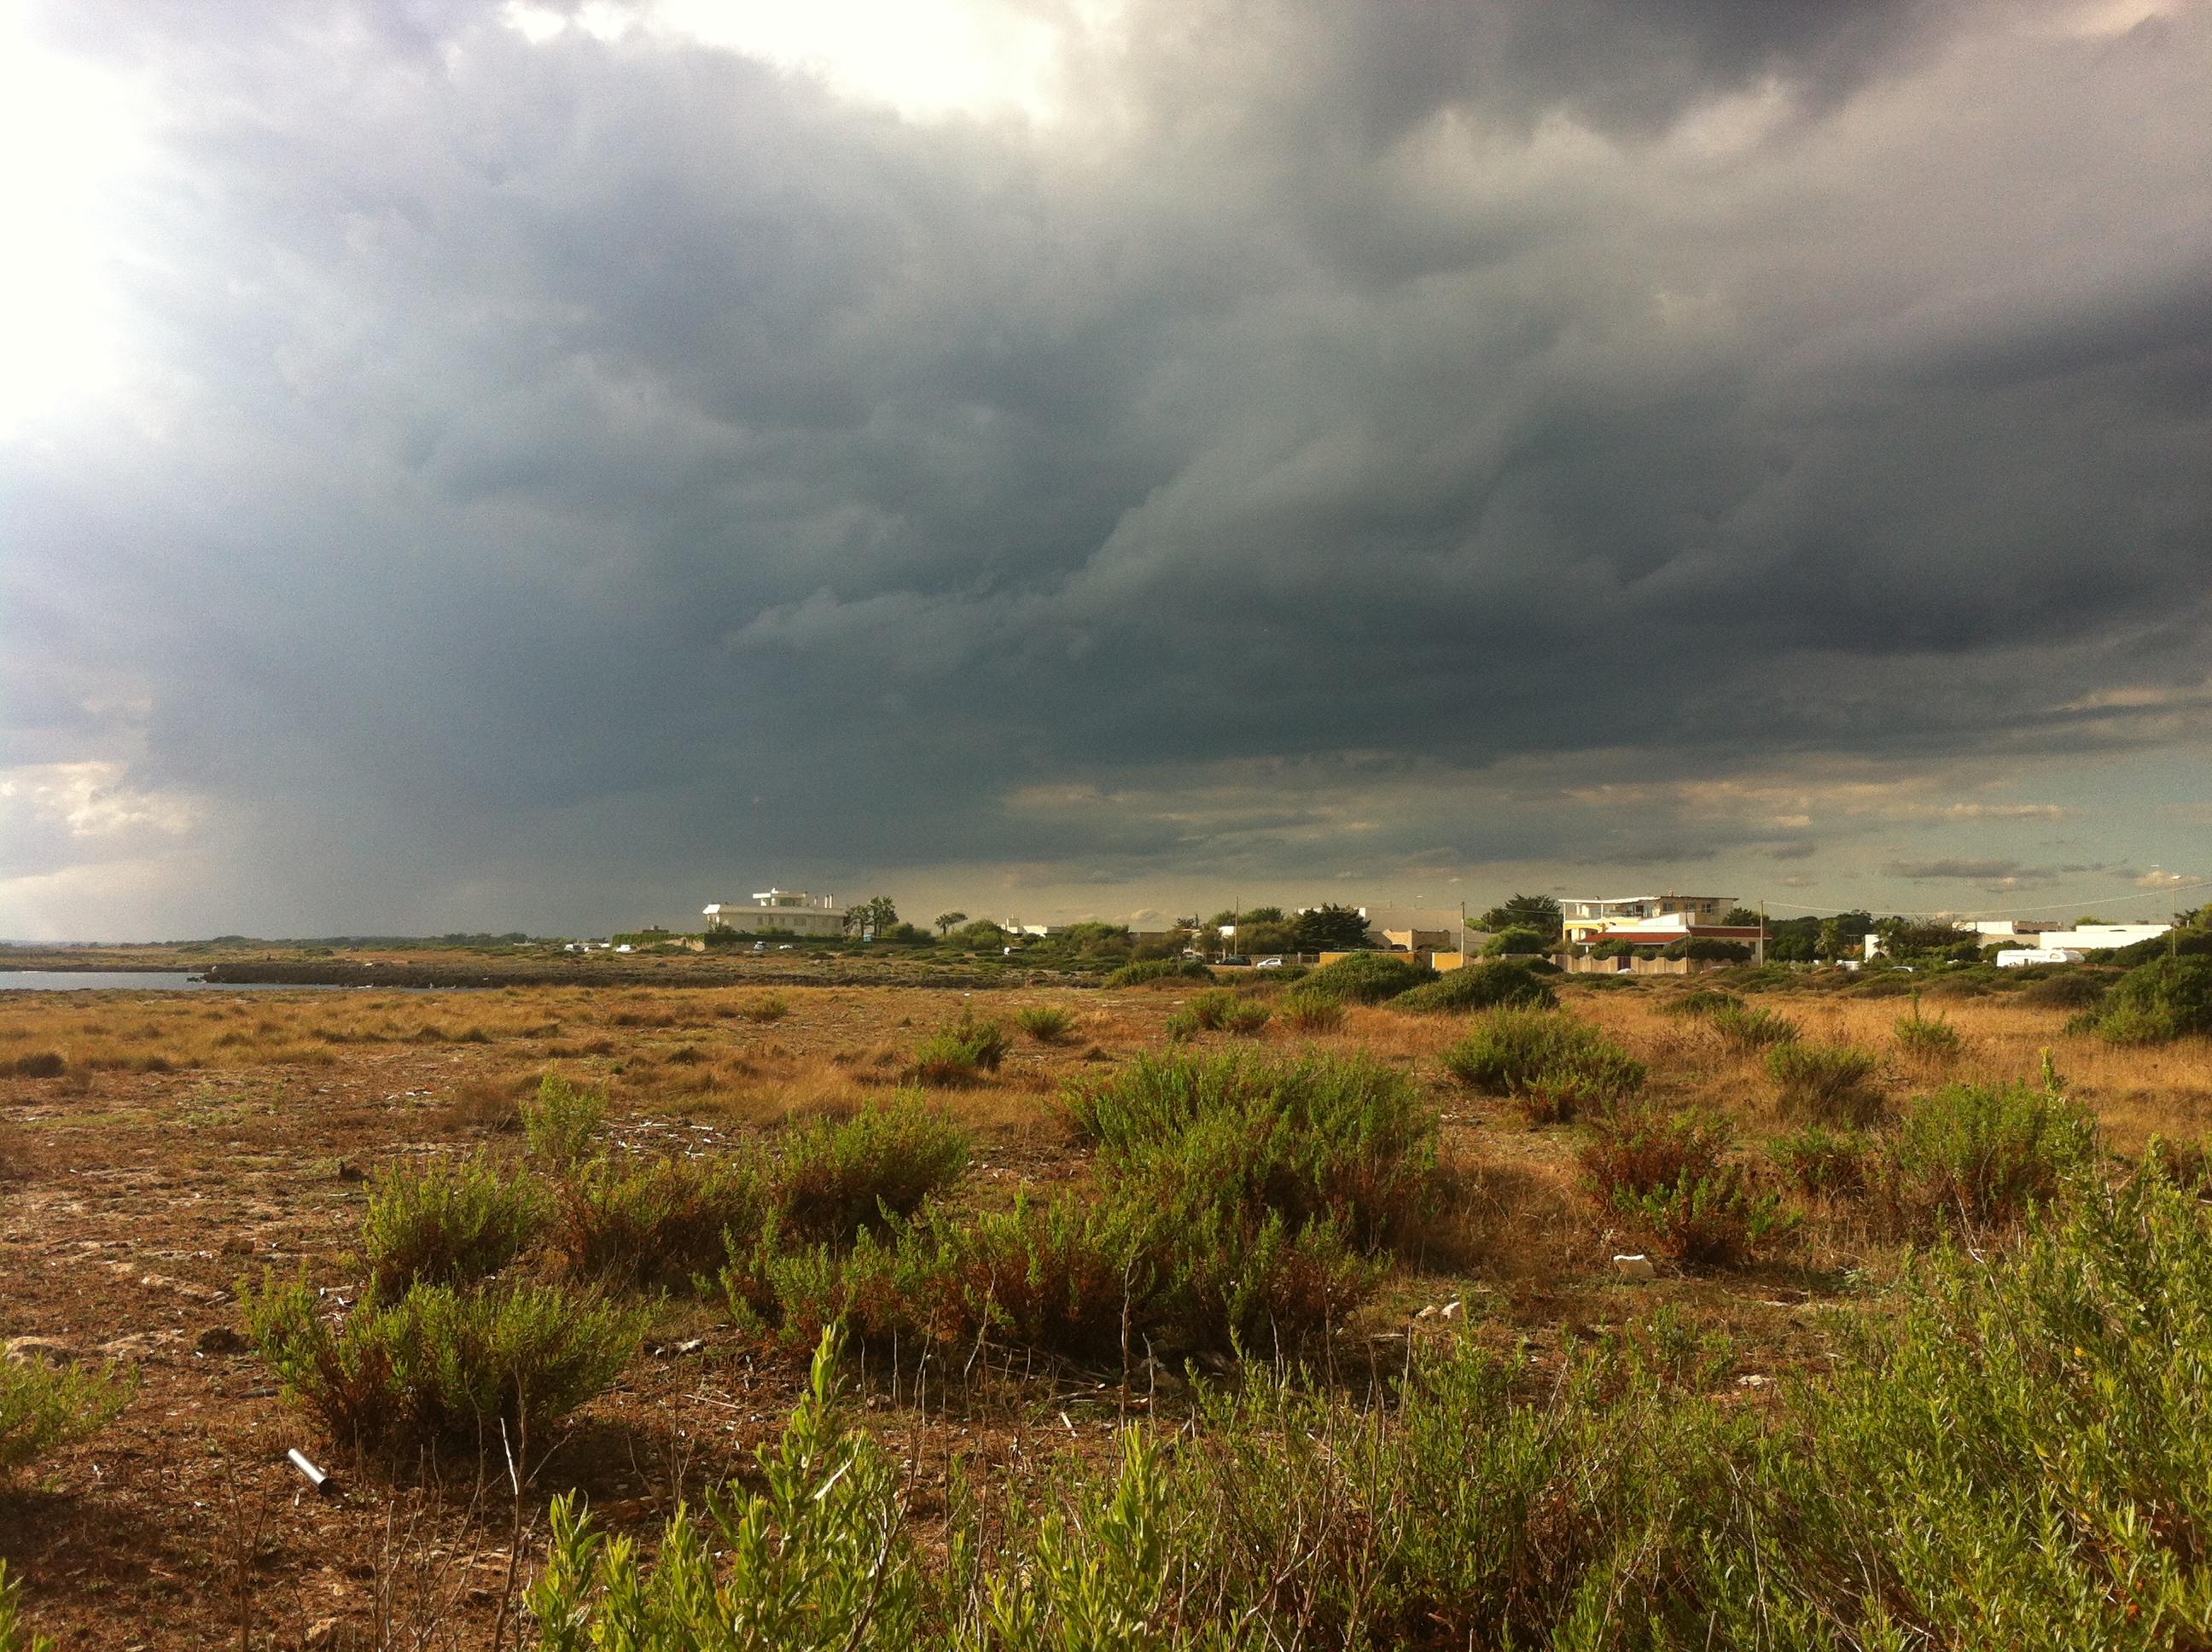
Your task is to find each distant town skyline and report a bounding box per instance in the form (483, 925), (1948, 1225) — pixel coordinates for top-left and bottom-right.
(4, 0), (2208, 942)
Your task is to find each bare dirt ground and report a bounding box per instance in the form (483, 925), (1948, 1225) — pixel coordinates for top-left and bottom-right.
(2, 978), (2205, 1649)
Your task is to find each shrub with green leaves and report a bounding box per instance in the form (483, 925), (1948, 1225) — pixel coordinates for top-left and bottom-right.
(1186, 989), (1270, 1036)
(552, 1150), (769, 1288)
(521, 1074), (606, 1169)
(1105, 957), (1215, 987)
(242, 1275), (644, 1452)
(361, 1155), (547, 1297)
(0, 1354), (131, 1479)
(1659, 988), (1743, 1021)
(1705, 1002), (1800, 1050)
(1770, 1126), (1871, 1199)
(2081, 956), (2212, 1044)
(1390, 961), (1558, 1015)
(1441, 1009), (1645, 1114)
(1277, 987), (1346, 1032)
(740, 992), (791, 1024)
(1893, 993), (1965, 1059)
(773, 1098), (970, 1245)
(1765, 1042), (1885, 1127)
(1013, 1003), (1076, 1044)
(910, 1012), (1010, 1085)
(529, 1333), (923, 1652)
(1580, 1109), (1792, 1265)
(1299, 951), (1437, 1003)
(1874, 1079), (2097, 1233)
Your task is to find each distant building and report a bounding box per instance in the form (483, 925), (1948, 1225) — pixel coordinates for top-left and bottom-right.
(1867, 918), (2168, 961)
(1562, 894), (1735, 947)
(703, 890), (847, 938)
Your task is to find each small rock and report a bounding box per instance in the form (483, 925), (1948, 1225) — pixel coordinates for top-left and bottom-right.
(98, 1332), (179, 1360)
(1736, 1373), (1772, 1389)
(1414, 1305), (1438, 1320)
(197, 1325), (250, 1356)
(1441, 1300), (1463, 1319)
(3, 1335), (77, 1365)
(1611, 1254), (1658, 1283)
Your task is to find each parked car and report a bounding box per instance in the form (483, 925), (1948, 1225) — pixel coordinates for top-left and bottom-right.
(1220, 955), (1251, 967)
(1255, 957), (1284, 969)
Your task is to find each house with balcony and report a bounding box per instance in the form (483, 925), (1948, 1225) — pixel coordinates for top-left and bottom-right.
(702, 889), (847, 938)
(1562, 893), (1737, 946)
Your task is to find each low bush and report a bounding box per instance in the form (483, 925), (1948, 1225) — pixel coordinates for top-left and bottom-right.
(0, 1353), (131, 1478)
(242, 1275), (645, 1452)
(1390, 962), (1558, 1015)
(1765, 1042), (1886, 1127)
(1277, 988), (1346, 1032)
(1300, 952), (1437, 1004)
(361, 1155), (547, 1297)
(1104, 958), (1214, 987)
(1580, 1109), (1792, 1266)
(1162, 1008), (1202, 1043)
(1187, 990), (1271, 1036)
(1659, 988), (1743, 1021)
(773, 1099), (970, 1245)
(931, 1191), (1146, 1360)
(1013, 1004), (1076, 1044)
(1874, 1079), (2097, 1233)
(521, 1074), (606, 1169)
(9, 1052), (65, 1079)
(2017, 968), (2114, 1009)
(1770, 1126), (1871, 1199)
(1893, 993), (1964, 1059)
(909, 1012), (1009, 1085)
(2081, 956), (2212, 1044)
(1706, 1003), (1800, 1050)
(552, 1151), (769, 1288)
(739, 993), (791, 1024)
(1441, 1009), (1645, 1115)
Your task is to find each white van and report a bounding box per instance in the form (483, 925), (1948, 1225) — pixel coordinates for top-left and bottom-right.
(1994, 947), (2087, 968)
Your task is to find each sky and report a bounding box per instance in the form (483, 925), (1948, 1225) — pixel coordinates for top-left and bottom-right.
(2, 0), (2209, 941)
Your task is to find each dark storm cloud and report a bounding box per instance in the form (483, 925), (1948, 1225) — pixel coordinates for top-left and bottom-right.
(5, 0), (2210, 930)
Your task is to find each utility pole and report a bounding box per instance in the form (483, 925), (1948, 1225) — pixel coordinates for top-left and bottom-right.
(1458, 899), (1468, 963)
(1757, 899), (1767, 967)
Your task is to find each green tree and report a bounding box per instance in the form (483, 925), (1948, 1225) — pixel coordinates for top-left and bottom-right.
(1723, 907), (1763, 928)
(934, 911), (967, 936)
(1817, 910), (1875, 960)
(1476, 894), (1563, 940)
(1485, 926), (1551, 957)
(843, 896), (899, 938)
(1292, 905), (1372, 951)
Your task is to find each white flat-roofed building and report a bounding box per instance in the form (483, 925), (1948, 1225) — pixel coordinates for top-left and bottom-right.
(1563, 894), (1734, 946)
(702, 889), (847, 937)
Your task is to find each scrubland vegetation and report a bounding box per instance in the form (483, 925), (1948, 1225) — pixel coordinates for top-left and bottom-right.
(2, 951), (2211, 1646)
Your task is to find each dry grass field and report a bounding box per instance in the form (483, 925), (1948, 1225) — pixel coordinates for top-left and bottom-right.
(1, 974), (2207, 1648)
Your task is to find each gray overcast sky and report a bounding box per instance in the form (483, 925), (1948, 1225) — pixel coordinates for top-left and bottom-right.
(3, 0), (2208, 939)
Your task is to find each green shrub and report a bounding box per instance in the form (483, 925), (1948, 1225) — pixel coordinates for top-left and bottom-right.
(1765, 1042), (1885, 1127)
(0, 1354), (131, 1478)
(1441, 1009), (1645, 1114)
(1659, 988), (1743, 1021)
(1875, 1079), (2097, 1233)
(2082, 956), (2212, 1043)
(1105, 958), (1214, 987)
(1483, 925), (1551, 957)
(740, 993), (791, 1024)
(1893, 992), (1965, 1059)
(9, 1052), (65, 1079)
(1278, 987), (1346, 1032)
(242, 1275), (644, 1452)
(1014, 1004), (1076, 1044)
(521, 1074), (606, 1169)
(1580, 1109), (1792, 1266)
(1390, 962), (1558, 1015)
(931, 1191), (1148, 1360)
(1163, 1008), (1202, 1043)
(553, 1151), (769, 1288)
(910, 1012), (1009, 1085)
(1186, 989), (1271, 1036)
(361, 1155), (548, 1297)
(2018, 968), (2113, 1009)
(1770, 1126), (1871, 1199)
(0, 1559), (54, 1652)
(773, 1098), (970, 1245)
(1300, 951), (1437, 1003)
(1706, 1003), (1800, 1050)
(528, 1333), (924, 1651)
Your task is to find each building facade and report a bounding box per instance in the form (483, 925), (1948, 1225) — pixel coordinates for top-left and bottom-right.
(1562, 894), (1737, 947)
(702, 890), (847, 937)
